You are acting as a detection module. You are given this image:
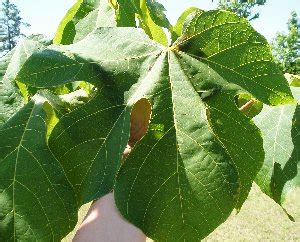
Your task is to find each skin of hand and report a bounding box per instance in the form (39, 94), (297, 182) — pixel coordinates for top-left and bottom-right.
(73, 99), (151, 242)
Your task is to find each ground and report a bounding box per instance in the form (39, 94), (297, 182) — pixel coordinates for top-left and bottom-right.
(63, 185), (300, 241)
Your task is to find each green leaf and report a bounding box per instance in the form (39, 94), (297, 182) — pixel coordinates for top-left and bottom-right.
(203, 90), (264, 208)
(116, 0), (168, 45)
(72, 1), (116, 43)
(139, 0), (168, 46)
(254, 87), (300, 205)
(0, 39), (48, 125)
(171, 9), (293, 208)
(17, 28), (162, 88)
(53, 0), (101, 45)
(0, 50), (19, 125)
(0, 51), (16, 84)
(17, 27), (162, 204)
(176, 10), (294, 106)
(171, 7), (199, 43)
(11, 9), (294, 241)
(145, 0), (171, 29)
(48, 89), (132, 204)
(0, 92), (78, 241)
(116, 0), (141, 27)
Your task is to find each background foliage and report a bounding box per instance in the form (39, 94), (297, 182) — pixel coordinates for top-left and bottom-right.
(272, 11), (300, 75)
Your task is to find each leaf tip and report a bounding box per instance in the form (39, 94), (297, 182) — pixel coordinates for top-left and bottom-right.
(282, 207), (295, 222)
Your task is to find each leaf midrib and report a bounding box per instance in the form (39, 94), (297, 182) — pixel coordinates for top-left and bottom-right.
(12, 104), (36, 241)
(167, 52), (230, 239)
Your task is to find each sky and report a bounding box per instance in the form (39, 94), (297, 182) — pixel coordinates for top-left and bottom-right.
(4, 0), (300, 42)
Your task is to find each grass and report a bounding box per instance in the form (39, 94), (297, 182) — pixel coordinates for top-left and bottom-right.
(63, 185), (300, 241)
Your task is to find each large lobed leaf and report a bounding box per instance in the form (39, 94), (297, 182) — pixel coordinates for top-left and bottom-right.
(115, 52), (239, 240)
(18, 27), (163, 205)
(0, 8), (295, 242)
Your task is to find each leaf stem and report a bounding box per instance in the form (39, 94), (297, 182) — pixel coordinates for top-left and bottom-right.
(239, 99), (255, 112)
